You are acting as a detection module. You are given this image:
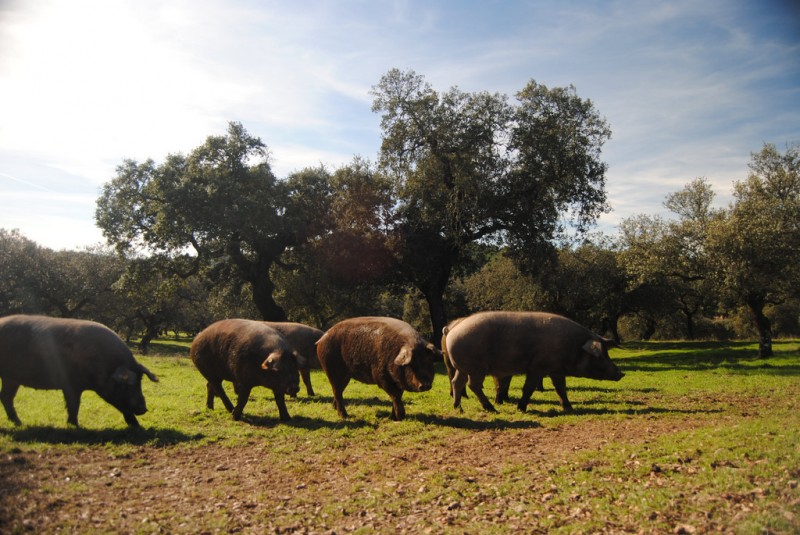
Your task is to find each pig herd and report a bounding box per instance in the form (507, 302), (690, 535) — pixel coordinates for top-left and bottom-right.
(0, 312), (624, 427)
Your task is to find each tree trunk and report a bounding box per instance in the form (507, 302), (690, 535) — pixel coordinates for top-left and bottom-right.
(252, 272), (287, 321)
(138, 330), (156, 355)
(137, 316), (161, 355)
(424, 289), (447, 349)
(228, 240), (288, 321)
(603, 315), (621, 344)
(418, 257), (453, 348)
(747, 296), (773, 358)
(642, 317), (656, 341)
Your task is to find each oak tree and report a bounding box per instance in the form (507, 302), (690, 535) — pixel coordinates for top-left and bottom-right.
(371, 69), (611, 340)
(96, 122), (330, 320)
(707, 143), (800, 356)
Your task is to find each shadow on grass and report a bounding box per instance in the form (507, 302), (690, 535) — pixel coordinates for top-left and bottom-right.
(527, 405), (723, 418)
(445, 395), (722, 424)
(0, 425), (203, 446)
(412, 413), (544, 430)
(239, 413), (377, 431)
(618, 341), (800, 375)
(526, 385), (658, 393)
(290, 395), (394, 408)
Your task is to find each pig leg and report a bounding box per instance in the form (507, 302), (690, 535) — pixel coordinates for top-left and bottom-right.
(231, 384), (252, 421)
(550, 374), (574, 412)
(494, 375), (512, 404)
(466, 373), (497, 413)
(205, 382), (216, 409)
(517, 372), (544, 412)
(206, 381), (235, 412)
(451, 370), (469, 410)
(444, 354), (468, 398)
(443, 353), (456, 397)
(0, 380), (22, 425)
(386, 385), (406, 421)
(123, 412), (141, 428)
(328, 374), (351, 419)
(300, 368), (315, 397)
(273, 391), (291, 421)
(63, 388), (82, 426)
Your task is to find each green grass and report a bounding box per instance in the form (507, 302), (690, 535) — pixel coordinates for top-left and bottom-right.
(1, 339), (798, 533)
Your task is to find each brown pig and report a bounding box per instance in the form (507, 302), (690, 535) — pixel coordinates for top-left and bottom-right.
(445, 311), (623, 413)
(190, 319), (305, 421)
(263, 321), (323, 397)
(316, 317), (438, 421)
(0, 314), (158, 427)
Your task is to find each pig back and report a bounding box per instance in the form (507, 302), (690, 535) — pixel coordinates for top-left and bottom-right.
(445, 311), (587, 376)
(263, 322), (322, 368)
(189, 319), (298, 389)
(318, 317), (415, 379)
(192, 319), (293, 379)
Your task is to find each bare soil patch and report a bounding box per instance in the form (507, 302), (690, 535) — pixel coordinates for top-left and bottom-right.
(0, 416), (715, 534)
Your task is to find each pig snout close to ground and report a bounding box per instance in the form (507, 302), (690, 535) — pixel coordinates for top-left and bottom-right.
(316, 316), (439, 421)
(190, 319), (305, 422)
(263, 321), (323, 397)
(0, 314), (158, 428)
(445, 311), (624, 414)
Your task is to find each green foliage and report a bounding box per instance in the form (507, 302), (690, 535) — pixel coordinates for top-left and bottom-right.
(96, 122), (330, 320)
(463, 253), (542, 312)
(706, 143), (800, 355)
(0, 229), (125, 319)
(618, 178), (720, 340)
(371, 69), (612, 340)
(505, 81), (612, 248)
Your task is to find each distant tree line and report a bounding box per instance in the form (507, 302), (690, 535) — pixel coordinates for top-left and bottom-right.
(1, 70), (797, 357)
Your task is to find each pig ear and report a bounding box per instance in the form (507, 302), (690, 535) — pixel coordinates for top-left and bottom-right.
(394, 346), (413, 366)
(138, 363), (159, 382)
(581, 339), (603, 358)
(112, 366), (136, 385)
(293, 351), (308, 369)
(261, 351), (282, 371)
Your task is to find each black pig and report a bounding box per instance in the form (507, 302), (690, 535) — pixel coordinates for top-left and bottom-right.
(190, 319), (304, 421)
(0, 315), (157, 427)
(445, 311), (623, 413)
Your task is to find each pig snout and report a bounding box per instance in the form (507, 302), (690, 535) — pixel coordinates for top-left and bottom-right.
(413, 372), (434, 392)
(285, 379), (301, 397)
(126, 390), (148, 415)
(604, 365), (624, 381)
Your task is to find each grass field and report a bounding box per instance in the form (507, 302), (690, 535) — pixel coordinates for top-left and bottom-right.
(1, 339), (798, 533)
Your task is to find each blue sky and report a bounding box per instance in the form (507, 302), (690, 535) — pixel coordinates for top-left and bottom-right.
(1, 0), (798, 250)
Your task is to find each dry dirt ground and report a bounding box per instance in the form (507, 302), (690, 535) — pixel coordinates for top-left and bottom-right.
(1, 414), (767, 534)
